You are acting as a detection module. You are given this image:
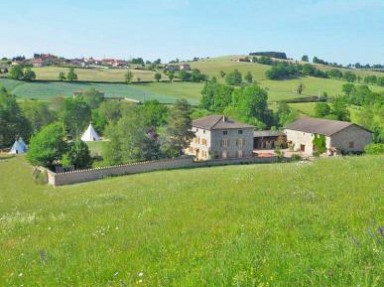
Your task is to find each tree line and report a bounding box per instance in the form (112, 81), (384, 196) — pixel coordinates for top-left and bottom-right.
(0, 84), (195, 170)
(313, 83), (384, 143)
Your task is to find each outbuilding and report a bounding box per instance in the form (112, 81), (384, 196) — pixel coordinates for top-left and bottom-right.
(284, 117), (372, 155)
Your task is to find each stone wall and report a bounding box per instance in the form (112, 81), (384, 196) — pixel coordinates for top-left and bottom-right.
(44, 156), (279, 186)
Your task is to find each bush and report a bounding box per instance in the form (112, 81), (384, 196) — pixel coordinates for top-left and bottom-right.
(290, 154), (301, 161)
(32, 168), (48, 185)
(365, 143), (384, 154)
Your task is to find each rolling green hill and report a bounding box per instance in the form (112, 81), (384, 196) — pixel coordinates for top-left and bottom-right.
(1, 155), (383, 286)
(2, 55), (384, 112)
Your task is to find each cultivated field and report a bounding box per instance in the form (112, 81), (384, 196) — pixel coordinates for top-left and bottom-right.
(0, 79), (200, 105)
(33, 67), (158, 82)
(1, 155), (383, 286)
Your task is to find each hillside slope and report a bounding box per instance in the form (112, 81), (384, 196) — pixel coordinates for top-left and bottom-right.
(1, 155), (383, 286)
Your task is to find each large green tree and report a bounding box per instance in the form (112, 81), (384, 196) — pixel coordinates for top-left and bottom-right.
(20, 100), (56, 134)
(60, 97), (91, 137)
(331, 96), (350, 121)
(0, 87), (31, 148)
(225, 69), (242, 85)
(77, 88), (105, 109)
(226, 84), (273, 128)
(66, 139), (92, 169)
(67, 68), (78, 82)
(26, 122), (67, 167)
(314, 102), (331, 118)
(125, 70), (133, 84)
(23, 67), (36, 81)
(154, 72), (162, 82)
(200, 79), (234, 112)
(8, 65), (24, 80)
(103, 109), (161, 165)
(161, 99), (194, 157)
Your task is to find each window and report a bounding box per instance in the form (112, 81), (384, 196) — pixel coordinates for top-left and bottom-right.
(203, 130), (206, 134)
(349, 141), (354, 148)
(197, 137), (200, 144)
(222, 151), (228, 159)
(238, 130), (243, 134)
(221, 138), (229, 147)
(238, 150), (244, 158)
(236, 138), (245, 147)
(223, 130), (228, 135)
(201, 138), (207, 146)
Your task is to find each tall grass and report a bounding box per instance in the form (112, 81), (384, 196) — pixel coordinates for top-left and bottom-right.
(0, 155), (383, 285)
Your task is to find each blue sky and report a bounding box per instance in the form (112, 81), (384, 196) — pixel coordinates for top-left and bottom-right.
(1, 0), (383, 64)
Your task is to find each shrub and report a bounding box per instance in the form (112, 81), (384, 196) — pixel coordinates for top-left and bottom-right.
(365, 143), (384, 155)
(290, 154), (301, 161)
(32, 168), (48, 185)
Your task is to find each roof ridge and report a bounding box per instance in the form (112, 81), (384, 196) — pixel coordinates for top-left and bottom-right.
(211, 115), (225, 129)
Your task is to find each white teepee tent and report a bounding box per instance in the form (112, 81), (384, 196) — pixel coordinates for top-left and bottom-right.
(81, 123), (101, 141)
(9, 138), (28, 154)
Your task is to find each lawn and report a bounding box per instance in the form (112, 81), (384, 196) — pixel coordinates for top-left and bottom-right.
(1, 155), (383, 286)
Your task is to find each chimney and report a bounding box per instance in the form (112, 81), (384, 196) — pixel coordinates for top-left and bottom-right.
(222, 115), (227, 122)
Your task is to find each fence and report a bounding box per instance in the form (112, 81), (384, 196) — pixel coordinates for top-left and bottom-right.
(43, 156), (279, 186)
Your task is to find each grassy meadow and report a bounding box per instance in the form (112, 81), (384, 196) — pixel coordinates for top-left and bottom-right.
(1, 155), (383, 286)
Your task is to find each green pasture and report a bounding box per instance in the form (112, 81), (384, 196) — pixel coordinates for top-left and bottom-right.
(289, 102), (318, 116)
(33, 66), (158, 82)
(2, 56), (384, 107)
(189, 57), (384, 102)
(1, 155), (383, 286)
(0, 79), (199, 105)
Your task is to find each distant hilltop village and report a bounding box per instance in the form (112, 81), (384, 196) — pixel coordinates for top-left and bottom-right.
(1, 52), (384, 71)
(2, 53), (131, 69)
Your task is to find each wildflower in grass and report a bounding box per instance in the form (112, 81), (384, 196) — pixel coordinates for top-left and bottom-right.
(113, 271), (119, 277)
(138, 272), (144, 277)
(18, 273), (23, 277)
(379, 226), (384, 237)
(39, 250), (46, 263)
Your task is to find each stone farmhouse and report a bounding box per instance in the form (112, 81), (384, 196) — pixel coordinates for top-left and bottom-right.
(186, 115), (254, 160)
(285, 117), (372, 155)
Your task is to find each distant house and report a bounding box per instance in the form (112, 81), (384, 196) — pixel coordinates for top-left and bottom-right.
(253, 130), (286, 150)
(164, 65), (179, 72)
(179, 64), (191, 71)
(31, 58), (45, 67)
(186, 115), (254, 160)
(284, 117), (372, 155)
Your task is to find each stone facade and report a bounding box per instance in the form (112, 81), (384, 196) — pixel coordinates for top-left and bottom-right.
(330, 125), (372, 153)
(187, 115), (254, 160)
(285, 120), (372, 155)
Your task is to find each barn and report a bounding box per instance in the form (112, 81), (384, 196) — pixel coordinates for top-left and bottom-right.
(284, 117), (372, 155)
